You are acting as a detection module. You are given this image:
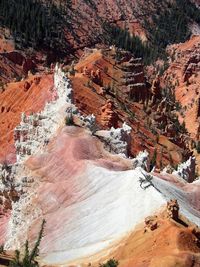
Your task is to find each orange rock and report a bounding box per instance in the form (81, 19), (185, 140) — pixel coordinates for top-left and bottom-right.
(167, 199), (179, 221)
(100, 99), (118, 129)
(0, 74), (54, 163)
(83, 66), (89, 76)
(23, 81), (31, 92)
(33, 76), (41, 85)
(144, 215), (158, 231)
(164, 36), (200, 139)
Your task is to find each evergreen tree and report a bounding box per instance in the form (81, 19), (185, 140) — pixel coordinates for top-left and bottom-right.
(0, 0), (71, 51)
(9, 219), (46, 267)
(196, 141), (200, 154)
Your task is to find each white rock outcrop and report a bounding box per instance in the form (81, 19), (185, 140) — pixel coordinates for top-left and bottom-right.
(14, 65), (74, 162)
(95, 122), (132, 156)
(13, 65), (98, 162)
(173, 156), (196, 183)
(132, 150), (150, 171)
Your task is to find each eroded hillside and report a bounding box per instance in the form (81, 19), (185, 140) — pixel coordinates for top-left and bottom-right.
(0, 1), (199, 267)
(0, 65), (200, 267)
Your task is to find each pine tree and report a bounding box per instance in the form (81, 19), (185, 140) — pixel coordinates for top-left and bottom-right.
(196, 141), (200, 154)
(9, 220), (46, 267)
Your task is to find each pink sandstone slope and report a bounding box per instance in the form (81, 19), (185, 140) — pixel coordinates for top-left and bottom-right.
(2, 125), (199, 266)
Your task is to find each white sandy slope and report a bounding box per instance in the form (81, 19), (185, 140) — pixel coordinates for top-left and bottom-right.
(38, 160), (200, 266)
(40, 165), (166, 265)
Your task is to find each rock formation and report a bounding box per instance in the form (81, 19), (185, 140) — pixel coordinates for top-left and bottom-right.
(173, 156), (196, 183)
(82, 66), (102, 85)
(1, 51), (36, 74)
(100, 99), (118, 129)
(83, 66), (90, 76)
(23, 81), (31, 92)
(13, 64), (74, 162)
(0, 61), (200, 267)
(144, 215), (158, 231)
(96, 122), (131, 156)
(167, 199), (179, 221)
(132, 150), (150, 171)
(121, 57), (149, 102)
(194, 97), (200, 123)
(165, 36), (200, 138)
(182, 53), (200, 83)
(33, 76), (41, 85)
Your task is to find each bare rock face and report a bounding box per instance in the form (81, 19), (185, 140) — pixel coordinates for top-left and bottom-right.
(167, 199), (179, 221)
(2, 51), (36, 74)
(2, 62), (200, 266)
(22, 58), (36, 74)
(121, 57), (149, 102)
(182, 53), (200, 83)
(2, 51), (24, 65)
(100, 99), (118, 129)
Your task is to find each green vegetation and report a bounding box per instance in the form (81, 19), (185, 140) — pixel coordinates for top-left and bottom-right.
(0, 245), (4, 254)
(176, 0), (200, 24)
(0, 0), (199, 66)
(104, 0), (200, 65)
(103, 23), (158, 65)
(99, 259), (119, 267)
(171, 115), (187, 134)
(9, 219), (46, 267)
(146, 2), (189, 49)
(0, 0), (71, 51)
(144, 0), (200, 58)
(196, 141), (200, 154)
(65, 114), (74, 126)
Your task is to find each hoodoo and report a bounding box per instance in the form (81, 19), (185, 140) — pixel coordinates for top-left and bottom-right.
(0, 1), (200, 266)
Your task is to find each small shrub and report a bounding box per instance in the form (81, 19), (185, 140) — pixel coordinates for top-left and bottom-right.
(196, 141), (200, 154)
(65, 114), (74, 126)
(86, 79), (93, 88)
(68, 66), (76, 76)
(99, 258), (119, 267)
(150, 149), (157, 170)
(0, 244), (4, 254)
(175, 101), (181, 111)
